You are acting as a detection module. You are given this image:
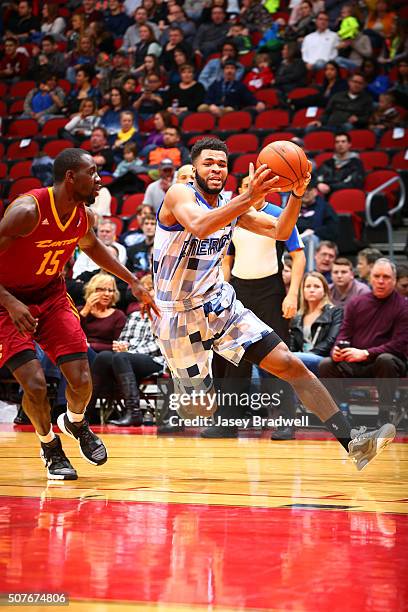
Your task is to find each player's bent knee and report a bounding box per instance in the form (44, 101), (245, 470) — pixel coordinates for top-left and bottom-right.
(23, 372), (48, 403)
(68, 369), (92, 399)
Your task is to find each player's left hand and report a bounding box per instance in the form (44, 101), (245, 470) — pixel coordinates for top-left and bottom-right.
(341, 347), (368, 362)
(292, 161), (313, 197)
(130, 279), (161, 319)
(282, 293), (297, 319)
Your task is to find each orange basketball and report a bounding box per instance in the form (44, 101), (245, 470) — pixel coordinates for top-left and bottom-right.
(256, 140), (309, 191)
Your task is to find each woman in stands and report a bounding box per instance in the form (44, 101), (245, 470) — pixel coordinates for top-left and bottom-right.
(65, 64), (100, 114)
(80, 273), (127, 353)
(66, 34), (97, 82)
(99, 87), (130, 136)
(289, 272), (343, 374)
(165, 63), (205, 115)
(66, 13), (86, 52)
(291, 60), (347, 109)
(132, 54), (166, 91)
(274, 41), (307, 96)
(132, 24), (162, 69)
(40, 2), (66, 41)
(64, 98), (100, 143)
(90, 275), (165, 427)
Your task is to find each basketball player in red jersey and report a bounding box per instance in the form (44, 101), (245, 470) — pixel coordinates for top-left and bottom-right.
(0, 148), (160, 480)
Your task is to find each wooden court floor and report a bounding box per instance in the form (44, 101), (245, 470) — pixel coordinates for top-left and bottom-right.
(0, 425), (407, 612)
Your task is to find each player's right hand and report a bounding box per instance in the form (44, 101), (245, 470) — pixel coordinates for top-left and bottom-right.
(247, 163), (281, 201)
(8, 299), (38, 337)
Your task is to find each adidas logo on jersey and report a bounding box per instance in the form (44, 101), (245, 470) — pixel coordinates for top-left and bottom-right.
(41, 219), (50, 225)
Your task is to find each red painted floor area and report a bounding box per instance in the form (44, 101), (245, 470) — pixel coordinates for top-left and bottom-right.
(1, 496), (407, 611)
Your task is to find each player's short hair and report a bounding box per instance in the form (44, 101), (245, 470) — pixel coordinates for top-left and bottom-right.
(53, 148), (90, 183)
(333, 257), (353, 270)
(190, 137), (228, 163)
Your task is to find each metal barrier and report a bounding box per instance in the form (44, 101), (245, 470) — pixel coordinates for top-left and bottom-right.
(365, 175), (406, 258)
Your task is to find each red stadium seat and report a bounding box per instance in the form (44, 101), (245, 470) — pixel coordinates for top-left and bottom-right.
(0, 143), (4, 158)
(107, 216), (123, 236)
(292, 108), (323, 128)
(9, 80), (36, 98)
(120, 193), (145, 217)
(8, 177), (42, 201)
(110, 196), (118, 216)
(7, 140), (39, 160)
(101, 175), (113, 185)
(287, 87), (320, 101)
(8, 99), (24, 115)
(224, 174), (238, 193)
(187, 134), (206, 146)
(364, 170), (401, 209)
(391, 150), (408, 170)
(127, 216), (140, 231)
(7, 119), (39, 138)
(349, 129), (376, 150)
(9, 161), (32, 180)
(265, 192), (282, 205)
(262, 131), (296, 146)
(379, 129), (408, 149)
(253, 88), (280, 107)
(313, 152), (333, 167)
(225, 134), (259, 153)
(41, 117), (69, 137)
(0, 100), (7, 116)
(0, 163), (7, 179)
(254, 109), (290, 130)
(359, 151), (389, 171)
(58, 79), (72, 95)
(217, 111), (252, 132)
(232, 153), (258, 174)
(239, 51), (255, 67)
(0, 82), (8, 97)
(329, 188), (365, 239)
(181, 112), (216, 133)
(43, 139), (73, 157)
(304, 131), (335, 152)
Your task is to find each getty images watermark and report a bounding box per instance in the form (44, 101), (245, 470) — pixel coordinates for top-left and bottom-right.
(166, 389), (310, 429)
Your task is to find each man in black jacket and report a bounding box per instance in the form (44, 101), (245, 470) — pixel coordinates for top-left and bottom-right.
(316, 132), (364, 196)
(310, 73), (373, 129)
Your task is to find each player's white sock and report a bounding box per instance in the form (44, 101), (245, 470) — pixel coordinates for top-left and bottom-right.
(67, 408), (84, 423)
(36, 426), (56, 444)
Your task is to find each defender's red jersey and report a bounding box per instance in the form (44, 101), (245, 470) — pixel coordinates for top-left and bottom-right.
(0, 187), (88, 298)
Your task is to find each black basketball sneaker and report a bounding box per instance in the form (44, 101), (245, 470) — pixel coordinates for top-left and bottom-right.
(40, 435), (78, 480)
(57, 413), (108, 466)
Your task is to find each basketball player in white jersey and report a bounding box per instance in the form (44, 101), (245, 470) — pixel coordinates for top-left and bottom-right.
(152, 137), (395, 471)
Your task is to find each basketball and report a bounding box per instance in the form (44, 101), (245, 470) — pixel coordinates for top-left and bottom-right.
(256, 140), (309, 191)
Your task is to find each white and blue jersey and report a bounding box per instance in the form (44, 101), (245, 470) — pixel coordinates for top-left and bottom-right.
(153, 187), (234, 311)
(151, 186), (279, 390)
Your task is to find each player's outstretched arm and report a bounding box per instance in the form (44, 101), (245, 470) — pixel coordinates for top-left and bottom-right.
(78, 211), (160, 318)
(0, 197), (40, 335)
(238, 165), (312, 240)
(164, 165), (280, 239)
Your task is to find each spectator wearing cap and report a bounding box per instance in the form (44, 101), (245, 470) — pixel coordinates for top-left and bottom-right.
(296, 180), (339, 271)
(23, 73), (65, 125)
(329, 258), (370, 307)
(145, 126), (190, 167)
(198, 60), (265, 117)
(315, 132), (364, 196)
(193, 6), (230, 59)
(319, 258), (408, 426)
(301, 12), (339, 70)
(143, 159), (176, 212)
(0, 36), (29, 80)
(198, 40), (245, 89)
(121, 6), (160, 52)
(104, 0), (133, 37)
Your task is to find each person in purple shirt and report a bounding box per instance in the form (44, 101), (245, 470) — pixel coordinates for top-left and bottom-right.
(319, 258), (408, 425)
(329, 257), (370, 307)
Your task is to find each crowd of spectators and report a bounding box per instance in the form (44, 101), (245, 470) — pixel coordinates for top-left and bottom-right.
(1, 0), (407, 430)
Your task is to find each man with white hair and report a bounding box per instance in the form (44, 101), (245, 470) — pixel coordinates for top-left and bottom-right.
(319, 258), (408, 425)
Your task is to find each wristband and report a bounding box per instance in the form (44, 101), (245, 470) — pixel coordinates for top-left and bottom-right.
(291, 192), (302, 199)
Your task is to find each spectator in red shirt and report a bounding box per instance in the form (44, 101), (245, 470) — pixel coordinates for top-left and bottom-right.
(0, 36), (29, 80)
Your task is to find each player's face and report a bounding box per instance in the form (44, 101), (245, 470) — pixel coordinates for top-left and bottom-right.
(73, 156), (102, 205)
(194, 150), (228, 195)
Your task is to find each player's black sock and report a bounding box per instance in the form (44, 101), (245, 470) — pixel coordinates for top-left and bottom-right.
(324, 412), (352, 451)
